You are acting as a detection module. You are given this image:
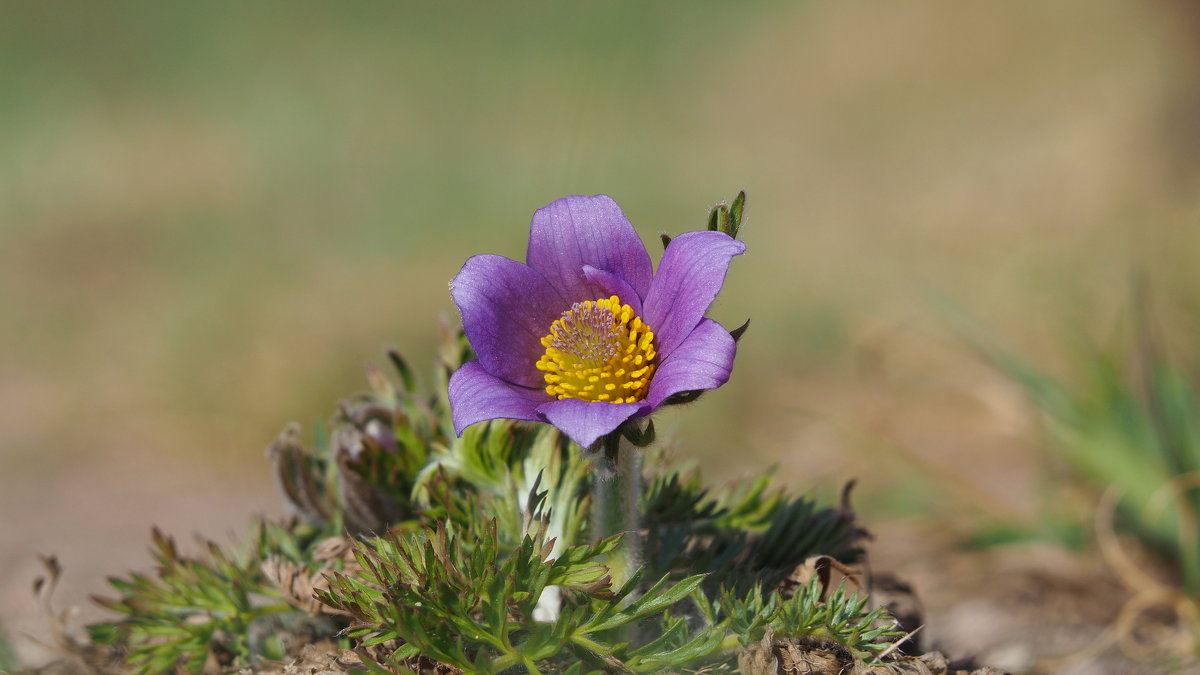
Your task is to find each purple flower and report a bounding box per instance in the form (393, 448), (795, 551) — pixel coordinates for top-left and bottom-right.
(448, 195), (745, 448)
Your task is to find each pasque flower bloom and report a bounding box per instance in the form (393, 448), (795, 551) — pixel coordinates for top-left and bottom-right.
(448, 195), (745, 448)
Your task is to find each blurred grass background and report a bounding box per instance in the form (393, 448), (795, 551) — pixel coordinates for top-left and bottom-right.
(3, 0), (1200, 664)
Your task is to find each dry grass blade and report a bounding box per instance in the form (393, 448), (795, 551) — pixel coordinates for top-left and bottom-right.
(1093, 484), (1200, 667)
(869, 624), (924, 665)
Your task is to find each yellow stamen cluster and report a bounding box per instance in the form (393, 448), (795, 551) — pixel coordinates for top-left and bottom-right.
(535, 295), (656, 403)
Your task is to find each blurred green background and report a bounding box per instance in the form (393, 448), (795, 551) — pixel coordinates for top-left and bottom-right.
(3, 0), (1200, 664)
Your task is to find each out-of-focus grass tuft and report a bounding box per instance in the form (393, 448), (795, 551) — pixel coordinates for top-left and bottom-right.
(948, 290), (1200, 595)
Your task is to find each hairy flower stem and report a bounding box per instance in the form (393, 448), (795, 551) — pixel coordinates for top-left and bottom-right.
(590, 431), (643, 590)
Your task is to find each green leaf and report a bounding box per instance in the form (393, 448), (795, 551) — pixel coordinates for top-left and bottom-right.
(630, 624), (727, 671)
(584, 573), (704, 633)
(728, 190), (746, 238)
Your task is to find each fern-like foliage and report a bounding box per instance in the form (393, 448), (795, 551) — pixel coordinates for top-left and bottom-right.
(643, 471), (864, 590)
(318, 516), (718, 673)
(705, 578), (902, 656)
(320, 510), (896, 673)
(86, 332), (896, 674)
(87, 522), (332, 673)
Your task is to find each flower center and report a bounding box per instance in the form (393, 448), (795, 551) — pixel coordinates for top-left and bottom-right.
(535, 295), (656, 404)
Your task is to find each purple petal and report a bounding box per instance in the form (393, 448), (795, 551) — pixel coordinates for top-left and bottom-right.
(583, 265), (643, 315)
(536, 398), (642, 448)
(645, 318), (737, 410)
(449, 360), (550, 435)
(451, 254), (567, 388)
(526, 195), (653, 303)
(642, 231), (745, 362)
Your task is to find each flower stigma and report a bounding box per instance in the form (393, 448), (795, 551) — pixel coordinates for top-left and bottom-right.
(535, 296), (656, 403)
